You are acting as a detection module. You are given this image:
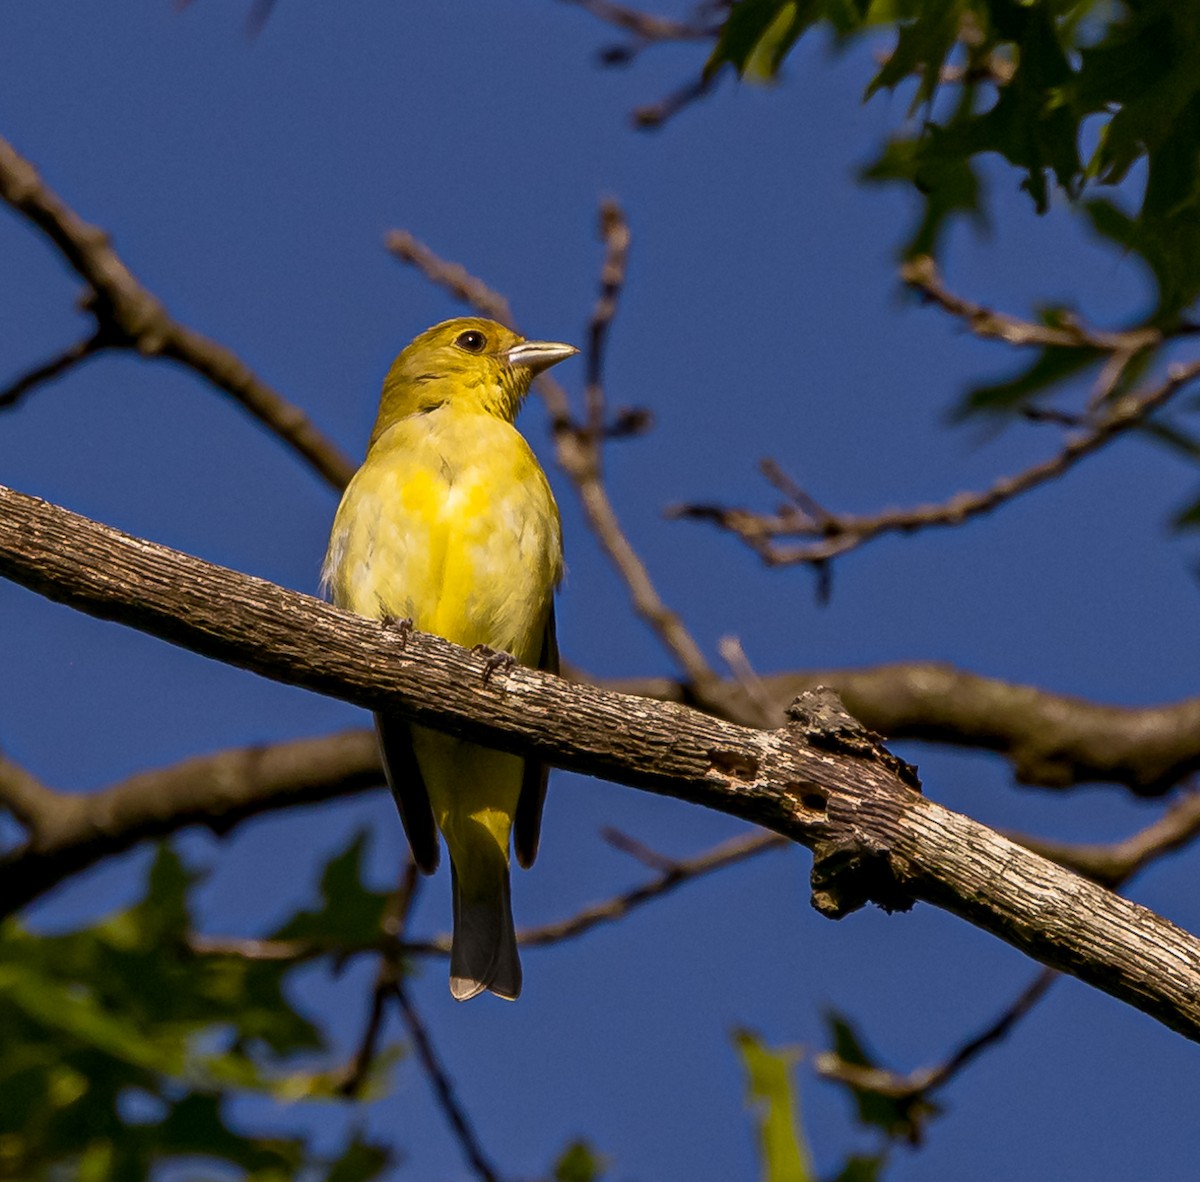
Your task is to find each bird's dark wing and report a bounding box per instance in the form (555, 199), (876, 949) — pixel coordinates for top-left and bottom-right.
(513, 602), (557, 869)
(374, 712), (440, 874)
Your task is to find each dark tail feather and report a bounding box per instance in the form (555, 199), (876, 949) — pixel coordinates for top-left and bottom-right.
(449, 861), (522, 1001)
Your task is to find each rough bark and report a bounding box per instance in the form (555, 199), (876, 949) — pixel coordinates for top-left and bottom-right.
(3, 481), (1200, 1042)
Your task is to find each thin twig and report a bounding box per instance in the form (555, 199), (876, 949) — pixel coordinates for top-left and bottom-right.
(393, 981), (507, 1182)
(386, 215), (719, 689)
(384, 230), (516, 326)
(916, 967), (1056, 1092)
(0, 333), (109, 410)
(585, 198), (632, 441)
(672, 359), (1200, 565)
(669, 257), (1199, 567)
(901, 255), (1167, 353)
(632, 73), (717, 129)
(814, 967), (1056, 1113)
(601, 825), (679, 871)
(561, 0), (718, 43)
(717, 635), (775, 724)
(193, 828), (787, 964)
(0, 134), (353, 489)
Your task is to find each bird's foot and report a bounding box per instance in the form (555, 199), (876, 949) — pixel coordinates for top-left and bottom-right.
(381, 615), (414, 649)
(472, 645), (517, 685)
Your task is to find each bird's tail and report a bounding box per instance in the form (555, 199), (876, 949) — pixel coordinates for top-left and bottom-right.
(449, 854), (522, 1001)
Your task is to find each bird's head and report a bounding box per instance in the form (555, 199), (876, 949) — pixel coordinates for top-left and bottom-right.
(370, 317), (577, 446)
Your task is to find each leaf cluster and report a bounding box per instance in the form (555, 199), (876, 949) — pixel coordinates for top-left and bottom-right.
(710, 0), (1200, 321)
(0, 845), (391, 1182)
(707, 0), (1200, 524)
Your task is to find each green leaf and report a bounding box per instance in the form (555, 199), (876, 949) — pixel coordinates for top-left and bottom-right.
(954, 343), (1101, 420)
(1137, 419), (1200, 461)
(554, 1138), (609, 1182)
(860, 99), (985, 258)
(0, 841), (376, 1181)
(706, 0), (823, 81)
(866, 1), (966, 109)
(828, 1153), (888, 1182)
(823, 1012), (940, 1144)
(733, 1029), (814, 1182)
(272, 829), (390, 946)
(321, 1129), (393, 1182)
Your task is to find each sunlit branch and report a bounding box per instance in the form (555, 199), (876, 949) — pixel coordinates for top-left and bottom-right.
(812, 787), (1200, 1118)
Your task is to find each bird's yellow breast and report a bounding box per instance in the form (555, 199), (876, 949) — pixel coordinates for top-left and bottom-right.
(323, 405), (561, 663)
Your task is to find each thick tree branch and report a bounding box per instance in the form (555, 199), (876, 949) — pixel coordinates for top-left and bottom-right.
(0, 134), (353, 490)
(1016, 791), (1200, 888)
(1, 731), (382, 914)
(598, 664), (1200, 795)
(0, 756), (61, 833)
(4, 484), (1200, 1042)
(10, 650), (1193, 914)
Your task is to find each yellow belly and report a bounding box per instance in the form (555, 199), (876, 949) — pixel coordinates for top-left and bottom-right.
(323, 405), (562, 662)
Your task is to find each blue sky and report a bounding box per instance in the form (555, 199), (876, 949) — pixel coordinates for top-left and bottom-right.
(3, 2), (1200, 1179)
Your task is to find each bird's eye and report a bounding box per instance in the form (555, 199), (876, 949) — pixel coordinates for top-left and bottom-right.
(455, 330), (487, 353)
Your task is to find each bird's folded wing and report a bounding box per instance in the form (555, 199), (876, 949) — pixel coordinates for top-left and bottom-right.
(514, 602), (557, 869)
(375, 712), (441, 874)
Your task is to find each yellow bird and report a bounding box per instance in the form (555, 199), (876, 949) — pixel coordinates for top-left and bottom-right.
(323, 317), (576, 1000)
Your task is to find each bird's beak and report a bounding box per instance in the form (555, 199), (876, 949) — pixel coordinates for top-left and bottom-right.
(506, 340), (579, 375)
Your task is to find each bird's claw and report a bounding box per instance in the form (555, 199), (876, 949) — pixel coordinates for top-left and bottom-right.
(381, 615), (414, 649)
(472, 645), (517, 685)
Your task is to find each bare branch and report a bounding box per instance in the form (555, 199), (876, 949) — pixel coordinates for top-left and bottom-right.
(386, 217), (718, 689)
(584, 197), (632, 439)
(517, 829), (785, 947)
(384, 230), (517, 326)
(0, 755), (60, 833)
(589, 662), (1200, 796)
(561, 0), (718, 44)
(193, 828), (785, 966)
(671, 358), (1200, 565)
(632, 73), (716, 129)
(1016, 790), (1200, 887)
(0, 134), (353, 490)
(2, 730), (382, 915)
(602, 825), (680, 871)
(814, 967), (1055, 1126)
(901, 255), (1170, 353)
(3, 485), (1200, 1040)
